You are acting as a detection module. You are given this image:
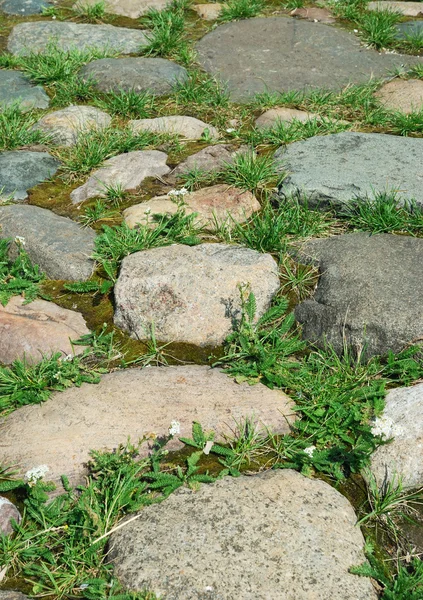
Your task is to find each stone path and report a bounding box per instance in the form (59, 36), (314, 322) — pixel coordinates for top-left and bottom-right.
(1, 2), (423, 598)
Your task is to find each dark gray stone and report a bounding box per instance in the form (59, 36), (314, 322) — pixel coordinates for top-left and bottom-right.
(0, 69), (49, 112)
(79, 57), (188, 95)
(196, 17), (421, 102)
(0, 151), (60, 202)
(0, 0), (50, 15)
(396, 20), (423, 40)
(294, 233), (423, 357)
(276, 132), (423, 209)
(7, 21), (149, 55)
(0, 205), (96, 281)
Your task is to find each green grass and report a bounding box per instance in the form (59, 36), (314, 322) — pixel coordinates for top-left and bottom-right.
(221, 150), (282, 194)
(0, 238), (48, 306)
(0, 105), (49, 151)
(219, 0), (264, 22)
(358, 9), (400, 49)
(246, 117), (351, 147)
(94, 89), (155, 119)
(79, 199), (119, 227)
(72, 0), (107, 22)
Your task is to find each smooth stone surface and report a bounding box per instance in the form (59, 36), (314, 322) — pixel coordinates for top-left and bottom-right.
(396, 20), (423, 39)
(368, 1), (423, 16)
(0, 497), (21, 535)
(193, 3), (222, 19)
(0, 296), (90, 365)
(0, 205), (96, 281)
(0, 0), (49, 14)
(123, 184), (260, 228)
(33, 105), (112, 146)
(7, 22), (149, 55)
(0, 592), (29, 600)
(375, 78), (423, 113)
(0, 69), (49, 112)
(255, 107), (322, 129)
(110, 470), (377, 600)
(196, 17), (421, 102)
(129, 116), (219, 140)
(0, 151), (60, 202)
(167, 144), (235, 183)
(114, 243), (280, 347)
(0, 366), (295, 488)
(79, 57), (188, 95)
(290, 6), (335, 22)
(70, 150), (170, 204)
(294, 233), (423, 357)
(371, 383), (423, 490)
(276, 132), (423, 209)
(79, 0), (168, 18)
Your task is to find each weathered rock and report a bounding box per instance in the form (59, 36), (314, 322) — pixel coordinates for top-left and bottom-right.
(0, 365), (295, 488)
(0, 497), (21, 535)
(7, 22), (149, 55)
(79, 57), (188, 95)
(371, 382), (423, 490)
(196, 17), (421, 102)
(375, 78), (423, 113)
(70, 150), (170, 204)
(294, 233), (423, 357)
(78, 0), (168, 18)
(167, 144), (234, 183)
(0, 296), (90, 365)
(129, 116), (219, 140)
(110, 469), (377, 600)
(255, 107), (322, 129)
(276, 132), (423, 209)
(114, 243), (279, 346)
(0, 593), (30, 600)
(193, 3), (222, 19)
(0, 205), (96, 281)
(290, 6), (335, 22)
(368, 1), (423, 16)
(33, 105), (111, 146)
(0, 151), (60, 202)
(0, 70), (49, 111)
(396, 19), (423, 39)
(0, 0), (50, 14)
(123, 184), (260, 228)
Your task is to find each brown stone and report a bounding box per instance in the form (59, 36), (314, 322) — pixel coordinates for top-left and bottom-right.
(193, 3), (222, 20)
(0, 497), (21, 535)
(0, 296), (90, 365)
(77, 0), (168, 18)
(129, 116), (219, 140)
(167, 144), (235, 184)
(367, 1), (423, 16)
(375, 78), (423, 114)
(255, 107), (322, 129)
(290, 6), (335, 23)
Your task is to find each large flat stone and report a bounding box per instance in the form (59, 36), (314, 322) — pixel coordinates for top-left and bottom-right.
(375, 78), (423, 113)
(195, 17), (421, 102)
(114, 243), (280, 347)
(0, 204), (96, 281)
(110, 470), (377, 600)
(129, 116), (219, 140)
(167, 144), (235, 183)
(79, 57), (188, 95)
(0, 151), (60, 202)
(0, 296), (90, 365)
(276, 132), (423, 209)
(371, 382), (423, 490)
(0, 0), (50, 14)
(368, 1), (423, 16)
(0, 366), (295, 488)
(7, 22), (149, 55)
(33, 105), (112, 146)
(294, 233), (423, 357)
(0, 70), (49, 111)
(79, 0), (168, 19)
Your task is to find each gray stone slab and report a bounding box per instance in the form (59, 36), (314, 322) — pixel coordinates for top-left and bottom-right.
(0, 151), (60, 202)
(276, 132), (423, 209)
(0, 204), (96, 281)
(7, 21), (149, 55)
(196, 17), (422, 102)
(0, 69), (49, 111)
(294, 232), (423, 357)
(396, 20), (423, 39)
(0, 0), (50, 14)
(79, 57), (188, 95)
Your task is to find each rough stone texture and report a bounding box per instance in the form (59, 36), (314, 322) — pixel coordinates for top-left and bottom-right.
(256, 107), (322, 129)
(0, 151), (60, 202)
(368, 1), (423, 16)
(0, 497), (21, 535)
(0, 70), (49, 111)
(0, 366), (295, 488)
(371, 383), (423, 490)
(7, 22), (149, 55)
(129, 116), (219, 140)
(114, 243), (280, 347)
(276, 132), (423, 209)
(375, 78), (423, 113)
(0, 205), (96, 281)
(0, 296), (90, 365)
(123, 185), (260, 228)
(290, 6), (335, 22)
(396, 19), (423, 39)
(196, 17), (421, 102)
(110, 470), (377, 600)
(0, 593), (30, 600)
(193, 3), (222, 20)
(33, 105), (112, 146)
(78, 0), (168, 18)
(70, 150), (170, 204)
(294, 233), (423, 357)
(167, 144), (234, 183)
(79, 57), (188, 95)
(0, 0), (50, 14)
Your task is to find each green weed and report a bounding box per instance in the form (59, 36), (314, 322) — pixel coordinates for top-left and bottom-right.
(219, 0), (264, 22)
(359, 9), (400, 49)
(72, 0), (106, 22)
(222, 150), (281, 194)
(95, 89), (155, 119)
(0, 238), (48, 306)
(79, 199), (119, 227)
(0, 105), (49, 151)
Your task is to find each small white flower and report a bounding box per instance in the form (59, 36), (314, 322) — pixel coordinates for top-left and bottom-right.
(303, 445), (316, 457)
(203, 440), (214, 455)
(168, 420), (181, 436)
(14, 236), (25, 246)
(25, 465), (49, 486)
(144, 207), (152, 215)
(226, 128), (236, 133)
(353, 29), (358, 33)
(168, 188), (188, 198)
(205, 586), (214, 592)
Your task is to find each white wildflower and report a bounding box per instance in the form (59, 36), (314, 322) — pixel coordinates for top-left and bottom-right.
(168, 187), (188, 198)
(168, 420), (181, 436)
(14, 236), (25, 246)
(226, 128), (236, 133)
(203, 440), (214, 455)
(303, 445), (316, 457)
(25, 465), (49, 486)
(144, 207), (152, 215)
(205, 586), (214, 592)
(353, 29), (358, 33)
